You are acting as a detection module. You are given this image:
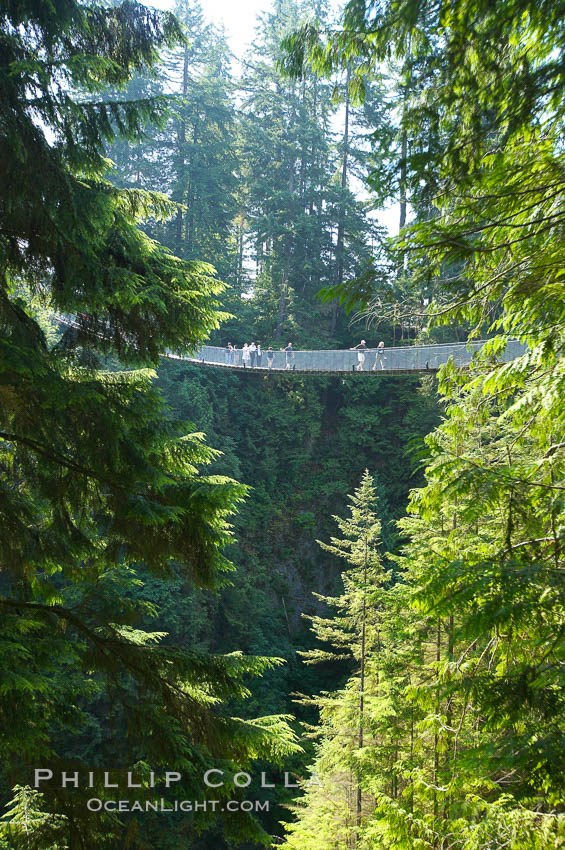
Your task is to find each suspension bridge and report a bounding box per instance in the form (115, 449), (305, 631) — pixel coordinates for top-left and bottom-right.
(173, 339), (526, 374)
(56, 316), (525, 374)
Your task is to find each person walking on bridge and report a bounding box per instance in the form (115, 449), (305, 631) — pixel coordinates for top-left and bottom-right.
(284, 342), (294, 370)
(256, 343), (262, 367)
(373, 340), (385, 370)
(242, 343), (250, 368)
(267, 347), (274, 369)
(249, 341), (257, 367)
(351, 340), (368, 371)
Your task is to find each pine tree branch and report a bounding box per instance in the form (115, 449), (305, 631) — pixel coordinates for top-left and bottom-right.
(0, 430), (117, 487)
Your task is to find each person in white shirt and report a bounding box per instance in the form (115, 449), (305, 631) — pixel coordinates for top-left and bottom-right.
(351, 339), (367, 370)
(242, 343), (250, 367)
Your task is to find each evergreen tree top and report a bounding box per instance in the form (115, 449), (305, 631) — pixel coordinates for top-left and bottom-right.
(1, 0), (226, 363)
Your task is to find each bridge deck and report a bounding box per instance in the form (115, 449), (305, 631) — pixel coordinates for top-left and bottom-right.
(173, 339), (526, 374)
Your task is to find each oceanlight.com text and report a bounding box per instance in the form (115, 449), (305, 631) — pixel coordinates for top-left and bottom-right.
(86, 798), (270, 814)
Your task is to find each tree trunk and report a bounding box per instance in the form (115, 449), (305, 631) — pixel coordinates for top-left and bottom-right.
(331, 64), (351, 338)
(356, 531), (368, 838)
(276, 235), (292, 338)
(237, 226), (244, 286)
(275, 81), (296, 338)
(174, 45), (190, 255)
(433, 617), (441, 841)
(399, 37), (411, 278)
(399, 118), (407, 232)
(409, 705), (414, 812)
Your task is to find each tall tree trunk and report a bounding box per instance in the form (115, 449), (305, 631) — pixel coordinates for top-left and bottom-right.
(356, 530), (368, 838)
(399, 61), (409, 233)
(331, 64), (351, 338)
(276, 239), (291, 338)
(275, 81), (296, 338)
(399, 118), (407, 232)
(300, 76), (307, 199)
(433, 617), (441, 842)
(409, 705), (415, 813)
(309, 75), (317, 219)
(443, 612), (454, 822)
(443, 451), (458, 820)
(237, 225), (244, 286)
(186, 114), (200, 256)
(174, 45), (190, 255)
(399, 37), (411, 282)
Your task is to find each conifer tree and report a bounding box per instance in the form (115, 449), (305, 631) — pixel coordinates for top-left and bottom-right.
(108, 0), (239, 283)
(0, 2), (298, 846)
(283, 4), (565, 827)
(290, 0), (565, 838)
(284, 471), (389, 846)
(238, 0), (385, 347)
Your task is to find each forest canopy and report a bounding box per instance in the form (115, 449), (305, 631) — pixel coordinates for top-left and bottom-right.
(0, 1), (299, 846)
(1, 0), (565, 847)
(278, 0), (565, 847)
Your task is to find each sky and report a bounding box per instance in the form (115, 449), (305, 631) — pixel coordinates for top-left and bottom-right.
(147, 0), (275, 58)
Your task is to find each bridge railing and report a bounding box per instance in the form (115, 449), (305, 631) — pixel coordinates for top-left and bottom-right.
(54, 315), (526, 373)
(181, 339), (526, 373)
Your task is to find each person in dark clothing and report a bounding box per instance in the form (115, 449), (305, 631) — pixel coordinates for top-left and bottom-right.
(267, 347), (274, 369)
(249, 341), (257, 367)
(256, 343), (262, 367)
(284, 342), (294, 370)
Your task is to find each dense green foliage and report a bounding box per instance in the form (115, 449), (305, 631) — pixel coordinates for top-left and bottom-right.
(6, 0), (565, 846)
(0, 0), (435, 846)
(110, 0), (396, 348)
(277, 0), (565, 846)
(103, 13), (438, 837)
(0, 2), (299, 847)
(283, 472), (388, 848)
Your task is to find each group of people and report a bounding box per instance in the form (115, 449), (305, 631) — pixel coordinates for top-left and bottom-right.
(223, 342), (295, 370)
(350, 340), (386, 371)
(216, 340), (385, 371)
